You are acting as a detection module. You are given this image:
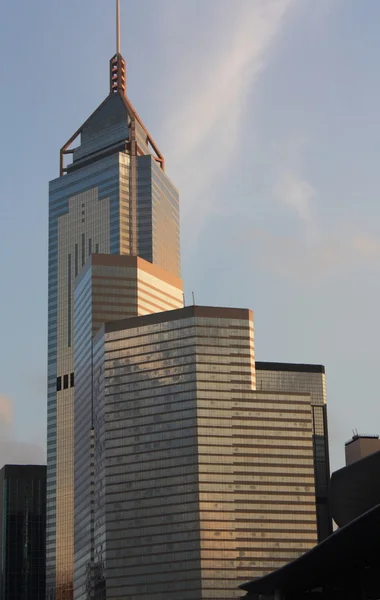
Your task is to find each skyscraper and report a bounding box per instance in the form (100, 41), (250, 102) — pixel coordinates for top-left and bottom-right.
(80, 305), (319, 599)
(49, 4), (331, 598)
(47, 2), (180, 596)
(73, 254), (183, 599)
(0, 465), (46, 600)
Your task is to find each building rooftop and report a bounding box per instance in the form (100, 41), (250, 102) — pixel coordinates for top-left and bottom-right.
(256, 362), (325, 374)
(104, 305), (253, 334)
(345, 433), (379, 446)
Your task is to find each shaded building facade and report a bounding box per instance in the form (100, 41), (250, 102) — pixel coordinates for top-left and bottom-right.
(78, 305), (319, 599)
(47, 44), (180, 599)
(0, 465), (46, 600)
(256, 362), (332, 541)
(330, 447), (380, 528)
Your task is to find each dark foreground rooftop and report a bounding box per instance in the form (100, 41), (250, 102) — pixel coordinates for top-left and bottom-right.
(240, 502), (380, 598)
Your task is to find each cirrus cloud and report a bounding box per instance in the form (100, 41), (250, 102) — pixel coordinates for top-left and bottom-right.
(163, 0), (299, 234)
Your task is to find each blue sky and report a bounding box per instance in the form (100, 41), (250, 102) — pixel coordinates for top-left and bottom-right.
(1, 0), (380, 470)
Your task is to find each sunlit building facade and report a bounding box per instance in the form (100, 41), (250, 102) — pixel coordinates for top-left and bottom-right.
(86, 306), (319, 599)
(47, 47), (180, 598)
(73, 254), (183, 599)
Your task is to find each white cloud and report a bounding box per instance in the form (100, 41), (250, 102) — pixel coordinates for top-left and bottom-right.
(273, 170), (316, 221)
(163, 0), (298, 232)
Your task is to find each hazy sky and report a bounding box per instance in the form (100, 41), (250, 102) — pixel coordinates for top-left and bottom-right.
(1, 0), (380, 470)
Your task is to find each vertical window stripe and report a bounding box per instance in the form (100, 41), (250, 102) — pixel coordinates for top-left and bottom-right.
(82, 233), (85, 267)
(68, 254), (72, 347)
(75, 243), (78, 277)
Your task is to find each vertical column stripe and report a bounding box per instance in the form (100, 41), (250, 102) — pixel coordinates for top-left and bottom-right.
(81, 233), (85, 267)
(75, 244), (78, 277)
(68, 254), (72, 348)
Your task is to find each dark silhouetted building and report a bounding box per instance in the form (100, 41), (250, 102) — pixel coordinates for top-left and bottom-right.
(345, 433), (380, 466)
(330, 447), (380, 528)
(0, 464), (46, 600)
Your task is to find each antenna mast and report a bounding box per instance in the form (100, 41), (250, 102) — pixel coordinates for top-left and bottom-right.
(117, 0), (121, 54)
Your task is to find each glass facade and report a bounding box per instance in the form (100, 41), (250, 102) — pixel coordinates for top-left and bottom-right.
(86, 306), (318, 599)
(137, 155), (180, 278)
(47, 80), (180, 598)
(255, 363), (332, 541)
(0, 465), (46, 600)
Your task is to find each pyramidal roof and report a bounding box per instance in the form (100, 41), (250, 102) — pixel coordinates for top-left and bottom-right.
(59, 5), (164, 176)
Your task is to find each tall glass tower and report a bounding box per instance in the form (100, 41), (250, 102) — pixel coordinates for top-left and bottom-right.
(47, 4), (180, 597)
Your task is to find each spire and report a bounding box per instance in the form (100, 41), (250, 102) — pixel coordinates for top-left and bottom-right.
(117, 0), (121, 55)
(110, 0), (126, 95)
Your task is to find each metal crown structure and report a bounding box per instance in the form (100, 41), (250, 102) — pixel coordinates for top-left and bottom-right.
(59, 0), (165, 176)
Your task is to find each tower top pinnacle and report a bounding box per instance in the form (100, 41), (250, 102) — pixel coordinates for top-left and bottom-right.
(110, 0), (126, 95)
